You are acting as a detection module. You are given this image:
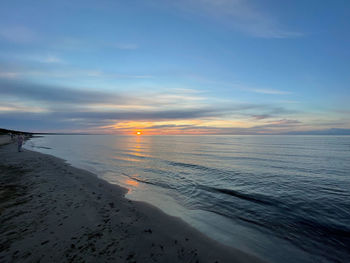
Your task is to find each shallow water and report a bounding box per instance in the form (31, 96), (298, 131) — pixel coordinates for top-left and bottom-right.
(25, 135), (350, 263)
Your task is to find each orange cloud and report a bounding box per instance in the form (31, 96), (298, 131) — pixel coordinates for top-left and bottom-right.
(99, 118), (258, 135)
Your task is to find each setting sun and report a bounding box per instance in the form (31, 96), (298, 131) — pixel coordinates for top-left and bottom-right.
(136, 131), (141, 135)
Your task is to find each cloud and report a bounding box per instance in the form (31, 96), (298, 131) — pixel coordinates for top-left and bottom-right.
(0, 102), (47, 113)
(0, 71), (18, 79)
(0, 79), (126, 104)
(252, 119), (302, 129)
(50, 108), (223, 121)
(0, 79), (301, 133)
(0, 107), (226, 133)
(250, 88), (291, 95)
(0, 79), (221, 118)
(0, 51), (64, 65)
(0, 62), (152, 80)
(0, 26), (37, 43)
(51, 37), (90, 51)
(3, 81), (280, 115)
(139, 118), (304, 134)
(111, 43), (139, 50)
(49, 36), (140, 52)
(252, 114), (271, 120)
(168, 0), (302, 38)
(0, 56), (128, 88)
(38, 55), (64, 64)
(19, 54), (65, 64)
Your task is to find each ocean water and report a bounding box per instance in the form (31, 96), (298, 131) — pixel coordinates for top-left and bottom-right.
(25, 135), (350, 263)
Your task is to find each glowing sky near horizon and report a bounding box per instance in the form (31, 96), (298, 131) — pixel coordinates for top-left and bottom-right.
(0, 0), (349, 134)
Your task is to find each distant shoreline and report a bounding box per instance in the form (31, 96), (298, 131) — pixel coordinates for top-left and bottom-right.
(2, 127), (350, 136)
(25, 133), (350, 136)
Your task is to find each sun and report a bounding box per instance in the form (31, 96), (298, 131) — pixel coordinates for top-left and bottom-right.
(136, 131), (141, 135)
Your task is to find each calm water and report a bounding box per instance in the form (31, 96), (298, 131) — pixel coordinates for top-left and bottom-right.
(25, 135), (350, 263)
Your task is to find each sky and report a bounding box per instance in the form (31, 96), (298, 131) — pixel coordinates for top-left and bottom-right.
(0, 0), (349, 134)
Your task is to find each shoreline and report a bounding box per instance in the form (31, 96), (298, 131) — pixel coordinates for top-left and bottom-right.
(0, 143), (265, 263)
(0, 135), (11, 146)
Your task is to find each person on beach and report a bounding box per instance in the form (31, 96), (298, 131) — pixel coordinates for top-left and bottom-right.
(17, 134), (24, 152)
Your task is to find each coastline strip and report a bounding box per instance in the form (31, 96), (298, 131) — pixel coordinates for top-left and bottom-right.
(0, 135), (11, 146)
(0, 143), (265, 263)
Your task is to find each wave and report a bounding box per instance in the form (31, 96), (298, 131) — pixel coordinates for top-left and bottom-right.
(320, 186), (350, 196)
(166, 160), (241, 178)
(201, 186), (276, 206)
(35, 146), (52, 149)
(121, 173), (177, 190)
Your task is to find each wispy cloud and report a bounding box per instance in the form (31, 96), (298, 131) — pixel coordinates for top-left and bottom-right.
(182, 77), (293, 96)
(168, 0), (302, 38)
(0, 51), (64, 64)
(0, 79), (127, 105)
(51, 37), (89, 51)
(103, 119), (304, 135)
(0, 65), (152, 80)
(251, 114), (271, 120)
(0, 71), (18, 79)
(0, 79), (298, 131)
(253, 119), (302, 129)
(0, 25), (37, 43)
(250, 88), (292, 95)
(111, 43), (139, 50)
(39, 55), (64, 64)
(0, 78), (311, 133)
(0, 102), (47, 113)
(51, 37), (140, 52)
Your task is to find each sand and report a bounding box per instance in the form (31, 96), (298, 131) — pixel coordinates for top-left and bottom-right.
(0, 135), (11, 146)
(0, 143), (265, 263)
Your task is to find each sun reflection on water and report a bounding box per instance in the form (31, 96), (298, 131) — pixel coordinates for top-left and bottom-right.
(124, 178), (139, 193)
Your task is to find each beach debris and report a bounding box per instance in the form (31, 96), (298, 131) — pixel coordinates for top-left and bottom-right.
(126, 253), (135, 260)
(144, 228), (152, 233)
(41, 240), (49, 245)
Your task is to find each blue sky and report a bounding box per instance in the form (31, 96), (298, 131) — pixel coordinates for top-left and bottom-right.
(0, 0), (349, 134)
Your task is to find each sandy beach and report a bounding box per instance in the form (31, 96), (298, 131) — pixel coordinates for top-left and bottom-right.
(0, 135), (11, 146)
(0, 143), (264, 263)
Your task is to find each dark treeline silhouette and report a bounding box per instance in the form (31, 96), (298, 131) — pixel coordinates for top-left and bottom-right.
(0, 128), (33, 136)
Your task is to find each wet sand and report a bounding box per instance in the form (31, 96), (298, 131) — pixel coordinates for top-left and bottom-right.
(0, 143), (265, 263)
(0, 135), (11, 146)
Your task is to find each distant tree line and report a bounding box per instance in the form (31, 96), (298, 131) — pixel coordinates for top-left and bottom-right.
(0, 128), (33, 136)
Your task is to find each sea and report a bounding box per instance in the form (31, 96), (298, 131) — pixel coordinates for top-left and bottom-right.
(25, 135), (350, 263)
